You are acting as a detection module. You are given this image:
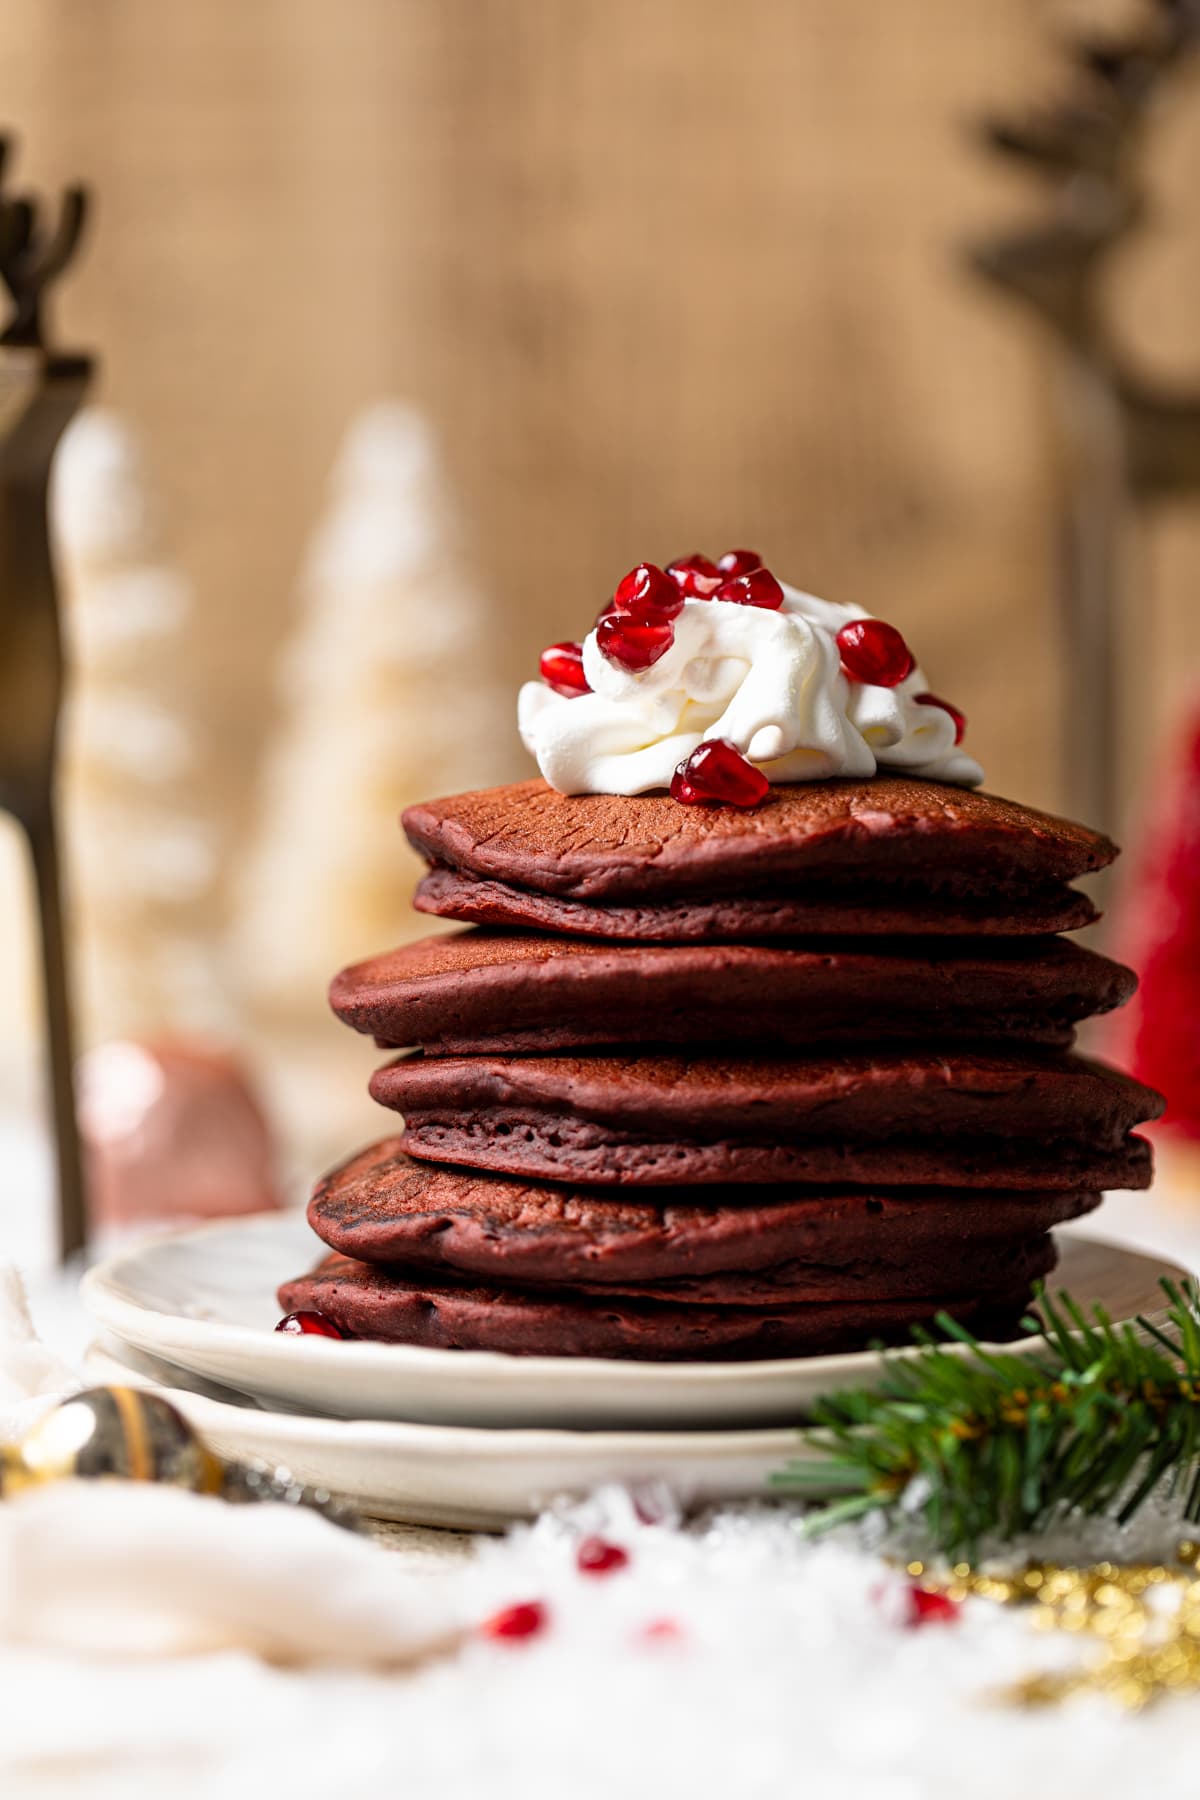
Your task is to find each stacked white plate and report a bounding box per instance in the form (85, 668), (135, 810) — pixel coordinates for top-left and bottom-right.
(81, 1213), (1184, 1529)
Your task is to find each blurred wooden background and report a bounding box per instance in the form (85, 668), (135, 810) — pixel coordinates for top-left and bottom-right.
(1, 0), (1198, 910)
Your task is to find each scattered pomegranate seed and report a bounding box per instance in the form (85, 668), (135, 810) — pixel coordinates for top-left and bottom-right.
(576, 1537), (630, 1577)
(671, 739), (769, 808)
(275, 1311), (347, 1338)
(666, 553), (723, 599)
(638, 1617), (684, 1644)
(837, 619), (914, 687)
(915, 691), (967, 744)
(905, 1585), (961, 1628)
(596, 610), (676, 672)
(480, 1600), (548, 1642)
(713, 568), (784, 611)
(716, 548), (763, 577)
(613, 562), (684, 621)
(539, 640), (590, 697)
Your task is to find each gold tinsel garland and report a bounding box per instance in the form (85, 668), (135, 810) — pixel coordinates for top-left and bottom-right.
(909, 1541), (1200, 1710)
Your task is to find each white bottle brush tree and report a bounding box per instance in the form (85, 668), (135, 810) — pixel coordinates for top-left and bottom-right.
(51, 410), (227, 1043)
(233, 402), (512, 1022)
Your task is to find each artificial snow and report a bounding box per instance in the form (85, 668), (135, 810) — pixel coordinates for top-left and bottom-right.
(1, 1483), (1197, 1799)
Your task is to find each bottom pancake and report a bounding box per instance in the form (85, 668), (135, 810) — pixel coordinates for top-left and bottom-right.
(277, 1241), (1056, 1361)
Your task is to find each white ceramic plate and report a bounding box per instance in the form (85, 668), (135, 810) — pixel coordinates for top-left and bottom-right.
(80, 1212), (1187, 1430)
(83, 1338), (812, 1530)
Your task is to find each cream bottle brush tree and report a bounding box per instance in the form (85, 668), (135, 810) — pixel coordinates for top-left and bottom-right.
(51, 409), (227, 1042)
(233, 402), (512, 1024)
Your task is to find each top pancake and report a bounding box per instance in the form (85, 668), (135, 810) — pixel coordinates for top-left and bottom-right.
(403, 777), (1113, 939)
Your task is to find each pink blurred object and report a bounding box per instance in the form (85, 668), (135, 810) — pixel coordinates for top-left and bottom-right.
(78, 1039), (285, 1228)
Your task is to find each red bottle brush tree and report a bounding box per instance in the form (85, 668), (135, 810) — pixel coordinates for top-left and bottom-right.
(1111, 694), (1200, 1145)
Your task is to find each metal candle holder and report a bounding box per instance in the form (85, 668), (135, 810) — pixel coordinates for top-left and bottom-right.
(0, 135), (93, 1260)
(967, 0), (1200, 837)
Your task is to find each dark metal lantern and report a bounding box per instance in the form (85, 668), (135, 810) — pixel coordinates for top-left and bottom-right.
(0, 133), (93, 1260)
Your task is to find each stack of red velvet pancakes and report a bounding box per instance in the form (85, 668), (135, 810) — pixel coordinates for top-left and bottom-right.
(279, 776), (1164, 1359)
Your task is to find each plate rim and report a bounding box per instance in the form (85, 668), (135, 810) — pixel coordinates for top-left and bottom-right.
(83, 1338), (809, 1457)
(80, 1208), (1185, 1394)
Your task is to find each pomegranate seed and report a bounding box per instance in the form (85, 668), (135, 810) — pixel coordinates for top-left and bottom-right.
(576, 1536), (630, 1577)
(716, 548), (763, 577)
(613, 562), (684, 621)
(638, 1617), (683, 1644)
(666, 553), (722, 599)
(837, 619), (914, 687)
(905, 1585), (960, 1628)
(596, 610), (676, 672)
(539, 640), (590, 697)
(916, 691), (967, 744)
(671, 739), (769, 808)
(480, 1600), (547, 1642)
(713, 568), (784, 611)
(275, 1311), (347, 1339)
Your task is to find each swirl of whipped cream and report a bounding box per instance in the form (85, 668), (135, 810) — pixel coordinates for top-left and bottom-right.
(518, 580), (983, 795)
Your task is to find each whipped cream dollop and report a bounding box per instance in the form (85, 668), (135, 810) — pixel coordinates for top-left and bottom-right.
(519, 580), (983, 796)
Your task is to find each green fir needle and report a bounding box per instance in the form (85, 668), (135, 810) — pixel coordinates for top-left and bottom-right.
(775, 1279), (1200, 1557)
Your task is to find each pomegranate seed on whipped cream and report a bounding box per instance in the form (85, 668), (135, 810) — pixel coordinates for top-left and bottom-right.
(716, 547), (762, 577)
(666, 553), (723, 597)
(538, 640), (591, 697)
(671, 738), (769, 808)
(522, 553), (981, 801)
(916, 691), (967, 744)
(714, 567), (784, 610)
(837, 618), (915, 687)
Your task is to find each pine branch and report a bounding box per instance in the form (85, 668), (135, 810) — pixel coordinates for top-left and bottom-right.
(775, 1279), (1200, 1557)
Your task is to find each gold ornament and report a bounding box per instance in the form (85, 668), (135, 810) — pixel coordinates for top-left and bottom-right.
(1, 1386), (364, 1531)
(2, 1387), (223, 1495)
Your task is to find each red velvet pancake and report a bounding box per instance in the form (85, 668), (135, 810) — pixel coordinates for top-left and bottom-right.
(413, 866), (1098, 942)
(331, 930), (1133, 1054)
(308, 1138), (1099, 1290)
(371, 1048), (1162, 1189)
(278, 1249), (1052, 1360)
(402, 776), (1113, 938)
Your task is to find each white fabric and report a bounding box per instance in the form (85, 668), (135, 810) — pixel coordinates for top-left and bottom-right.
(0, 1265), (78, 1438)
(0, 1264), (464, 1667)
(0, 1482), (466, 1663)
